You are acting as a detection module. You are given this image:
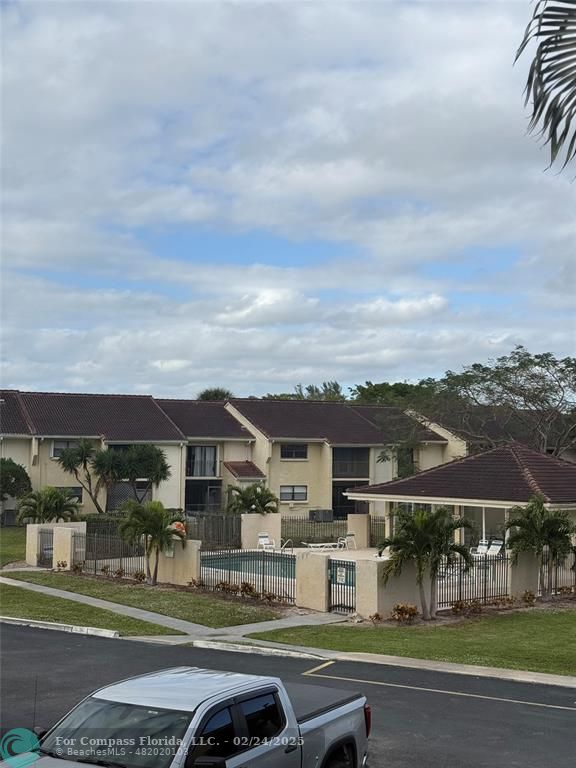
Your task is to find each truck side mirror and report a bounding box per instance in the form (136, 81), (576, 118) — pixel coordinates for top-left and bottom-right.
(192, 759), (227, 768)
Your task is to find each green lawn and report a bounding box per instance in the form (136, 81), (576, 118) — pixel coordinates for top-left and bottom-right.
(6, 571), (280, 628)
(0, 583), (179, 636)
(0, 527), (26, 567)
(250, 610), (576, 676)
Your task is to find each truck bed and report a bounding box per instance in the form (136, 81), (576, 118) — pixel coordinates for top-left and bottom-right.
(284, 681), (364, 724)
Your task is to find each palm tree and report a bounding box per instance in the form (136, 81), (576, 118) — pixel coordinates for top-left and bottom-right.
(227, 482), (279, 515)
(122, 445), (171, 503)
(119, 500), (186, 585)
(58, 439), (106, 514)
(505, 495), (575, 598)
(197, 387), (234, 401)
(17, 487), (79, 524)
(517, 0), (576, 168)
(379, 507), (472, 620)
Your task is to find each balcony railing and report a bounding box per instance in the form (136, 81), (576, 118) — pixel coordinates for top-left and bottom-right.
(332, 461), (370, 478)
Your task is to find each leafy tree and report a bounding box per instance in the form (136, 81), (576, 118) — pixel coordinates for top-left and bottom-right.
(227, 482), (279, 515)
(505, 496), (575, 599)
(516, 0), (576, 169)
(264, 381), (347, 401)
(119, 500), (186, 585)
(57, 440), (108, 514)
(379, 507), (472, 620)
(17, 487), (79, 524)
(197, 387), (233, 401)
(351, 379), (438, 407)
(122, 445), (171, 503)
(0, 458), (32, 502)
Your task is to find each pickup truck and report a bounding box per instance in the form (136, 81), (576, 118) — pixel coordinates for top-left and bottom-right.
(16, 667), (370, 768)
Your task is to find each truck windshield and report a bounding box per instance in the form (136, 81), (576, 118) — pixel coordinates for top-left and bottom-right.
(41, 696), (192, 768)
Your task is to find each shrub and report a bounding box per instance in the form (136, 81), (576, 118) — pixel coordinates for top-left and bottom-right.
(451, 599), (483, 616)
(390, 603), (419, 624)
(240, 581), (258, 598)
(55, 560), (68, 571)
(522, 590), (536, 606)
(100, 565), (111, 577)
(71, 561), (85, 575)
(133, 570), (146, 583)
(260, 591), (278, 604)
(188, 578), (205, 589)
(114, 567), (125, 579)
(557, 586), (575, 597)
(368, 612), (383, 625)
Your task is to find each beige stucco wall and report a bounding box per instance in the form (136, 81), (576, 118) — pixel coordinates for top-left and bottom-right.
(269, 441), (332, 514)
(25, 521), (86, 566)
(225, 405), (272, 479)
(156, 539), (201, 586)
(295, 551), (330, 611)
(1, 437), (33, 472)
(241, 512), (282, 549)
(418, 443), (447, 471)
(154, 443), (185, 509)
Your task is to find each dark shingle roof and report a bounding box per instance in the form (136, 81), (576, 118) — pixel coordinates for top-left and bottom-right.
(223, 461), (265, 479)
(229, 400), (446, 445)
(0, 391), (34, 435)
(349, 443), (576, 504)
(14, 391), (185, 442)
(156, 400), (254, 440)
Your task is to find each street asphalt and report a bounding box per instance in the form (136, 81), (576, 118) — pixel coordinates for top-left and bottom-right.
(1, 625), (575, 768)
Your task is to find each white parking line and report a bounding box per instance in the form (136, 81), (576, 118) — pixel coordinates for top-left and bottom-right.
(303, 661), (576, 712)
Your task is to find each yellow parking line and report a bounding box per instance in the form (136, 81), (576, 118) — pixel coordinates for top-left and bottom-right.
(303, 665), (576, 712)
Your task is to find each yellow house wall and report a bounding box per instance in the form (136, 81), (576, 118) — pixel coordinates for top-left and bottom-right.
(418, 443), (447, 471)
(269, 441), (331, 515)
(154, 443), (185, 509)
(1, 437), (32, 472)
(34, 439), (104, 515)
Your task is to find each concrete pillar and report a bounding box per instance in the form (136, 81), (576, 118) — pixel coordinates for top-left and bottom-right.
(25, 524), (40, 567)
(508, 551), (540, 599)
(346, 513), (370, 549)
(356, 558), (384, 617)
(241, 512), (282, 550)
(378, 561), (430, 618)
(53, 527), (74, 570)
(156, 539), (201, 586)
(295, 552), (330, 612)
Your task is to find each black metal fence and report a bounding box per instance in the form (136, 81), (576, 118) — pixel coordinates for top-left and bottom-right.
(436, 555), (510, 609)
(281, 517), (347, 545)
(72, 531), (146, 577)
(369, 516), (387, 547)
(200, 549), (296, 603)
(329, 558), (356, 614)
(38, 529), (54, 567)
(541, 552), (576, 595)
(185, 513), (241, 550)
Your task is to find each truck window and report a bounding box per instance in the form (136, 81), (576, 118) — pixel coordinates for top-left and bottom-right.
(238, 693), (284, 740)
(191, 706), (240, 760)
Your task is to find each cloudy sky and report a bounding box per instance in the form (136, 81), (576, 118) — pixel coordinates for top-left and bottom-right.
(2, 0), (575, 398)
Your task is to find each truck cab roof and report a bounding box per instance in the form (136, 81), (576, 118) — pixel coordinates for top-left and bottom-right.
(93, 666), (279, 712)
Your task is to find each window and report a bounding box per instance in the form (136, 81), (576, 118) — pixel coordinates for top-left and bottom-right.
(280, 443), (308, 460)
(280, 485), (307, 502)
(51, 440), (79, 459)
(238, 693), (284, 740)
(186, 445), (217, 477)
(56, 487), (83, 503)
(191, 706), (241, 760)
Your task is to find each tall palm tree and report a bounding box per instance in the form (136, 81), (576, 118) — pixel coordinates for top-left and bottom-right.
(517, 0), (576, 168)
(119, 500), (186, 585)
(227, 482), (279, 515)
(505, 495), (574, 598)
(58, 439), (106, 514)
(379, 507), (472, 620)
(17, 487), (79, 524)
(123, 445), (171, 503)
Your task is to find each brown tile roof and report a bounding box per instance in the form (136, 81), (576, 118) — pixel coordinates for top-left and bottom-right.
(0, 391), (34, 435)
(229, 399), (446, 445)
(13, 391), (185, 442)
(156, 400), (254, 440)
(223, 461), (265, 479)
(349, 443), (576, 504)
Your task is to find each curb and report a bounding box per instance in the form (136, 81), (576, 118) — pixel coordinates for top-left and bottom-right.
(192, 638), (325, 660)
(0, 616), (119, 638)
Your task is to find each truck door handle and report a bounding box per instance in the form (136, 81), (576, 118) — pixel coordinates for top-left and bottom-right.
(285, 744), (298, 754)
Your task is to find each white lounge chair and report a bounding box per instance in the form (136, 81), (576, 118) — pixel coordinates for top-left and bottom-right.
(470, 539), (489, 557)
(337, 532), (356, 550)
(486, 539), (504, 557)
(257, 532), (276, 551)
(302, 533), (356, 551)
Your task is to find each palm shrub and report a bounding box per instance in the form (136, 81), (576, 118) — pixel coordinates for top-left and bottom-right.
(505, 495), (575, 599)
(227, 482), (279, 515)
(119, 500), (186, 585)
(17, 487), (79, 524)
(379, 506), (472, 620)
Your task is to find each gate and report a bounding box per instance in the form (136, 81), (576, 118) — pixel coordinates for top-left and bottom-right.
(329, 558), (356, 614)
(37, 529), (54, 568)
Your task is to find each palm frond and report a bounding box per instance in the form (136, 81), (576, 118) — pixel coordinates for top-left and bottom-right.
(517, 0), (576, 167)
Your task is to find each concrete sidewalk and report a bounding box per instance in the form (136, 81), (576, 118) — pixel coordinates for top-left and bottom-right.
(0, 575), (343, 638)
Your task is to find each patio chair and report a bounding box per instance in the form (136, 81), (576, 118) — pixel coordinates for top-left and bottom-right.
(486, 539), (504, 557)
(257, 532), (276, 552)
(337, 532), (357, 550)
(301, 540), (341, 551)
(470, 539), (489, 557)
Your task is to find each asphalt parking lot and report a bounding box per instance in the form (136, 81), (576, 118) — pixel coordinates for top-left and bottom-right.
(1, 625), (575, 768)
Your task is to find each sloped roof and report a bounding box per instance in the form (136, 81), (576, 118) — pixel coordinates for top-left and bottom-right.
(156, 400), (254, 440)
(229, 399), (446, 445)
(7, 391), (185, 442)
(223, 461), (265, 479)
(0, 391), (34, 435)
(348, 443), (576, 504)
